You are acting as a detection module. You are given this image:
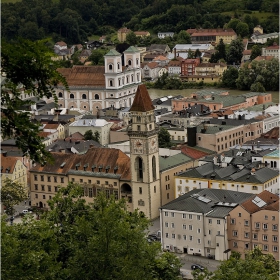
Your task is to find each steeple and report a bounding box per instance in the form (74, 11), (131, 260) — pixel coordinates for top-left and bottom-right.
(130, 84), (155, 112)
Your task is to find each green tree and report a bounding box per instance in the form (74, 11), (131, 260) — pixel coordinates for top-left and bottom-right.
(126, 31), (138, 45)
(88, 49), (107, 65)
(210, 39), (227, 63)
(222, 67), (239, 88)
(2, 183), (182, 279)
(210, 248), (279, 280)
(158, 127), (172, 148)
(226, 18), (240, 31)
(1, 178), (28, 216)
(187, 48), (195, 59)
(84, 130), (100, 142)
(1, 38), (68, 164)
(176, 30), (191, 44)
(250, 45), (262, 60)
(236, 22), (249, 37)
(226, 38), (244, 65)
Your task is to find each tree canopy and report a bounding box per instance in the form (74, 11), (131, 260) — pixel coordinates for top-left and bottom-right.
(84, 130), (100, 142)
(1, 38), (68, 164)
(158, 127), (172, 148)
(2, 183), (182, 280)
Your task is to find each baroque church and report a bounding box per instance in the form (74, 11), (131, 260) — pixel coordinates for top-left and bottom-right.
(29, 84), (161, 220)
(54, 46), (142, 115)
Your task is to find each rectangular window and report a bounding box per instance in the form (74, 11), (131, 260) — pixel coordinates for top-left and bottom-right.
(231, 219), (235, 224)
(263, 223), (268, 229)
(272, 216), (275, 221)
(253, 233), (258, 239)
(233, 242), (238, 248)
(80, 179), (83, 183)
(208, 240), (211, 245)
(189, 225), (193, 231)
(165, 222), (168, 227)
(197, 228), (201, 233)
(34, 184), (38, 190)
(273, 246), (278, 252)
(171, 223), (175, 228)
(189, 214), (192, 219)
(165, 212), (168, 217)
(35, 194), (38, 198)
(273, 236), (278, 242)
(263, 235), (268, 241)
(61, 177), (64, 183)
(139, 187), (142, 194)
(208, 219), (212, 224)
(54, 177), (57, 183)
(172, 234), (175, 239)
(182, 213), (186, 218)
(238, 213), (241, 217)
(48, 186), (51, 192)
(244, 220), (249, 226)
(165, 233), (169, 238)
(34, 175), (38, 181)
(43, 195), (46, 199)
(244, 232), (249, 238)
(171, 212), (175, 217)
(88, 188), (93, 198)
(255, 222), (260, 229)
(245, 243), (249, 249)
(183, 235), (187, 240)
(263, 245), (268, 251)
(217, 220), (220, 224)
(154, 186), (156, 193)
(41, 185), (45, 191)
(41, 175), (44, 181)
(47, 176), (51, 182)
(183, 224), (186, 229)
(208, 230), (211, 234)
(189, 236), (193, 241)
(198, 239), (201, 244)
(272, 224), (278, 230)
(55, 187), (58, 192)
(233, 231), (238, 237)
(197, 216), (201, 221)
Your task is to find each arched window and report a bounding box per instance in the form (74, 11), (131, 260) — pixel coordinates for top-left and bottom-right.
(82, 94), (87, 99)
(131, 75), (134, 82)
(128, 59), (132, 66)
(117, 63), (120, 69)
(122, 77), (125, 85)
(274, 161), (277, 168)
(58, 92), (63, 98)
(108, 64), (113, 70)
(95, 94), (99, 100)
(126, 76), (129, 83)
(135, 157), (143, 182)
(70, 94), (74, 99)
(118, 79), (121, 86)
(109, 80), (113, 87)
(136, 58), (139, 65)
(152, 156), (156, 181)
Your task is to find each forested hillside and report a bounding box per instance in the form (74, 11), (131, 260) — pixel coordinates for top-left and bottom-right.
(2, 0), (279, 44)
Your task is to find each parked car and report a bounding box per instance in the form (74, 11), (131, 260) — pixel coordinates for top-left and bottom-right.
(22, 209), (32, 214)
(191, 264), (205, 271)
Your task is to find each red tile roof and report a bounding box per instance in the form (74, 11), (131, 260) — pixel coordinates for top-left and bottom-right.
(1, 154), (18, 174)
(265, 45), (279, 50)
(134, 31), (149, 36)
(254, 56), (275, 61)
(130, 84), (154, 112)
(30, 148), (131, 180)
(191, 28), (236, 37)
(262, 127), (279, 139)
(55, 41), (67, 46)
(241, 191), (279, 214)
(44, 124), (60, 129)
(145, 62), (160, 69)
(180, 146), (210, 159)
(57, 66), (105, 87)
(243, 50), (251, 55)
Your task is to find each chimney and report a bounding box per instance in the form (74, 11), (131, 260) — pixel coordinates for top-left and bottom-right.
(251, 168), (256, 175)
(174, 48), (177, 59)
(200, 104), (203, 113)
(213, 155), (218, 165)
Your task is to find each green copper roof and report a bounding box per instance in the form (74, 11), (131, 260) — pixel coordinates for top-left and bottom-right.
(105, 49), (121, 56)
(123, 46), (140, 53)
(159, 153), (192, 172)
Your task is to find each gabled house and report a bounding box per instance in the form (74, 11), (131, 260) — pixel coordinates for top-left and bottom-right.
(158, 32), (174, 39)
(54, 41), (67, 50)
(79, 49), (92, 63)
(142, 62), (161, 80)
(134, 31), (150, 38)
(167, 60), (182, 76)
(117, 27), (131, 42)
(262, 43), (279, 58)
(70, 44), (83, 54)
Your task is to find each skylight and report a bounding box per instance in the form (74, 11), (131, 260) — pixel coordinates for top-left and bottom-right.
(252, 196), (267, 208)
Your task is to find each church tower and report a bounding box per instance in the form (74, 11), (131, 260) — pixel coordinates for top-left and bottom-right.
(128, 84), (161, 220)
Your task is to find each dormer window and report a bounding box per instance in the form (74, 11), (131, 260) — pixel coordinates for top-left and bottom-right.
(91, 165), (96, 172)
(105, 166), (110, 173)
(114, 166), (118, 174)
(98, 165), (103, 172)
(75, 163), (80, 170)
(83, 164), (88, 171)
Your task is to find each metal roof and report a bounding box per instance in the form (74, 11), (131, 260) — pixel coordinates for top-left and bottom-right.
(159, 153), (192, 172)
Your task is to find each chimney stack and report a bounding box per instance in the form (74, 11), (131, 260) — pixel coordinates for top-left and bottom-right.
(174, 48), (177, 59)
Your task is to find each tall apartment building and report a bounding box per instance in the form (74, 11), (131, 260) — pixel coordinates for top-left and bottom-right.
(227, 191), (279, 260)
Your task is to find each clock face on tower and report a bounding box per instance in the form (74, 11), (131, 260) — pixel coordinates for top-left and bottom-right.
(133, 139), (143, 154)
(149, 137), (158, 153)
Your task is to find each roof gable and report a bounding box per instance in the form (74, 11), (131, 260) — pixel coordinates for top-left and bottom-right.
(130, 85), (155, 112)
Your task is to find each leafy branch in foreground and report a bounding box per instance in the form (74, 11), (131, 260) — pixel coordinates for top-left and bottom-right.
(1, 38), (69, 164)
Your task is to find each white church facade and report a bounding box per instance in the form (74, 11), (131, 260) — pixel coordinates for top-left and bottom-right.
(54, 46), (142, 115)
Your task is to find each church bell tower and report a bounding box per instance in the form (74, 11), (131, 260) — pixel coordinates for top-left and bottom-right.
(128, 84), (161, 219)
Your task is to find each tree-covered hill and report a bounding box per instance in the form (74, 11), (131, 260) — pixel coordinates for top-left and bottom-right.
(1, 0), (279, 44)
